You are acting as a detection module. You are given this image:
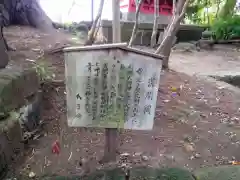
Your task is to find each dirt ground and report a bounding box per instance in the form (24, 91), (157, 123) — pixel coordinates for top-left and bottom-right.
(4, 26), (240, 178)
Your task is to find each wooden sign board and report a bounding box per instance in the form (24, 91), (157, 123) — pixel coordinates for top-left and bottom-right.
(63, 43), (162, 130)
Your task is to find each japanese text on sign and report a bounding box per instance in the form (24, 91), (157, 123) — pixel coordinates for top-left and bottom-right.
(65, 50), (162, 130)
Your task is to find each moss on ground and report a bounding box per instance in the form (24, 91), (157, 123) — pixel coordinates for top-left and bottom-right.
(10, 166), (240, 180)
(195, 165), (240, 180)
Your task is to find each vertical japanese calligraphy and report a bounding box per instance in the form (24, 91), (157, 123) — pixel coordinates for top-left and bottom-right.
(85, 63), (92, 115)
(132, 67), (143, 118)
(65, 49), (162, 130)
(92, 62), (100, 120)
(117, 64), (126, 110)
(124, 65), (133, 120)
(109, 63), (117, 114)
(144, 72), (157, 116)
(100, 63), (109, 119)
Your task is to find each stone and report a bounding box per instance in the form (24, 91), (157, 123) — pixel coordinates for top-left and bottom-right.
(28, 172), (36, 178)
(141, 155), (150, 161)
(0, 116), (23, 177)
(184, 143), (195, 152)
(19, 90), (42, 132)
(202, 30), (213, 39)
(0, 68), (40, 117)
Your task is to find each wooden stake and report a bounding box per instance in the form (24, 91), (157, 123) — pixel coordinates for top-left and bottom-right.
(112, 0), (121, 42)
(150, 0), (159, 47)
(102, 0), (121, 163)
(128, 0), (143, 47)
(91, 0), (94, 23)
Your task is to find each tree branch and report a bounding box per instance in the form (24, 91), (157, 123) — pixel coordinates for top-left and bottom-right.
(85, 0), (105, 45)
(179, 0), (190, 19)
(150, 0), (159, 47)
(154, 0), (190, 68)
(93, 17), (102, 40)
(128, 0), (143, 47)
(68, 0), (75, 16)
(172, 0), (177, 14)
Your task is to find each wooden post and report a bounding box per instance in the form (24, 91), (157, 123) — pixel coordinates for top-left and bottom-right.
(112, 0), (121, 42)
(151, 0), (159, 47)
(91, 0), (94, 23)
(102, 0), (121, 163)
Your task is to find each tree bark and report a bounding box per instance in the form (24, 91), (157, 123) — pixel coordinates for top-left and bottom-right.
(0, 0), (55, 67)
(128, 0), (143, 47)
(155, 0), (190, 69)
(85, 0), (105, 45)
(155, 17), (180, 68)
(0, 0), (54, 32)
(219, 0), (237, 18)
(215, 0), (221, 19)
(0, 26), (9, 69)
(150, 0), (159, 47)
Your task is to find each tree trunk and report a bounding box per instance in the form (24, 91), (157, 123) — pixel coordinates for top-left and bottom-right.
(215, 0), (221, 19)
(219, 0), (237, 18)
(155, 0), (190, 69)
(155, 17), (180, 68)
(0, 26), (9, 69)
(128, 0), (143, 47)
(0, 0), (55, 67)
(85, 0), (105, 45)
(0, 0), (54, 32)
(150, 0), (159, 47)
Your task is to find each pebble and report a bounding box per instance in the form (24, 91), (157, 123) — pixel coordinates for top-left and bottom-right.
(190, 155), (195, 160)
(141, 155), (150, 161)
(195, 153), (201, 158)
(134, 152), (142, 156)
(28, 172), (36, 178)
(120, 152), (130, 157)
(192, 125), (197, 129)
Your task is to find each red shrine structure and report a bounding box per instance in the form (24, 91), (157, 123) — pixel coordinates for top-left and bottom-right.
(120, 0), (173, 16)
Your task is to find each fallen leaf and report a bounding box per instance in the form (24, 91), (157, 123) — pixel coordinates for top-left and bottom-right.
(52, 140), (60, 154)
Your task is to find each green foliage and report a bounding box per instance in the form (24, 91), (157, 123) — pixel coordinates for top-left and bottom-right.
(185, 0), (217, 25)
(218, 0), (237, 18)
(185, 0), (238, 25)
(211, 15), (240, 40)
(33, 60), (55, 82)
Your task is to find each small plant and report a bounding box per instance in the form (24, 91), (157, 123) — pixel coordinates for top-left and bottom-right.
(211, 15), (240, 40)
(33, 60), (55, 82)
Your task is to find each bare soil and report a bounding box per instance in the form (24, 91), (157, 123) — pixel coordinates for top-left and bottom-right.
(4, 26), (240, 178)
